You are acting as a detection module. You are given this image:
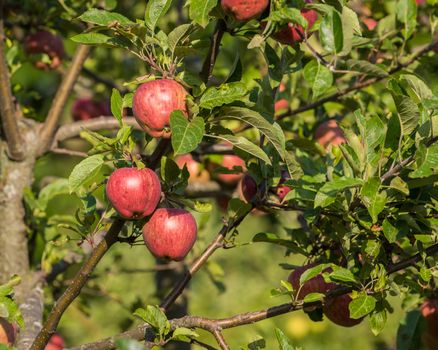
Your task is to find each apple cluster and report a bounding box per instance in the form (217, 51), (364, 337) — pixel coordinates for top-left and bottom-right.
(289, 263), (363, 327)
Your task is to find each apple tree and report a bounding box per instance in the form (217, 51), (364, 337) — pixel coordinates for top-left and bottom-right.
(0, 0), (438, 349)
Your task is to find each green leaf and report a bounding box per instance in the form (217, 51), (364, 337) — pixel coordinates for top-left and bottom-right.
(219, 107), (286, 159)
(389, 177), (409, 196)
(314, 178), (363, 208)
(172, 327), (199, 342)
(199, 82), (248, 109)
(303, 60), (333, 99)
(275, 328), (296, 350)
(168, 24), (192, 55)
(145, 0), (172, 31)
(349, 293), (376, 319)
(360, 178), (387, 223)
(329, 267), (358, 284)
(392, 94), (420, 136)
(115, 338), (146, 350)
(38, 179), (70, 210)
(207, 134), (271, 165)
(382, 219), (398, 243)
(68, 155), (105, 194)
(346, 59), (388, 78)
(396, 310), (423, 350)
(319, 9), (343, 54)
(369, 309), (387, 336)
(303, 292), (325, 303)
(396, 0), (417, 40)
(410, 144), (438, 178)
(300, 264), (326, 285)
(268, 8), (308, 27)
(252, 233), (307, 255)
(170, 112), (205, 155)
(111, 88), (123, 126)
(133, 306), (170, 337)
(79, 9), (134, 26)
(189, 0), (218, 28)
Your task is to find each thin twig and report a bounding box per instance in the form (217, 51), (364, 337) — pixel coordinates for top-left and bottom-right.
(82, 67), (129, 94)
(38, 45), (91, 155)
(212, 330), (230, 350)
(51, 148), (88, 158)
(0, 0), (24, 160)
(200, 20), (226, 84)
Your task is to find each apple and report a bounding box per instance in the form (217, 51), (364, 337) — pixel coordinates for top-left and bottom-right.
(275, 99), (289, 114)
(142, 208), (197, 261)
(221, 0), (269, 22)
(363, 18), (377, 31)
(421, 299), (438, 350)
(175, 154), (210, 183)
(0, 318), (15, 345)
(270, 2), (318, 45)
(238, 173), (258, 203)
(132, 79), (188, 138)
(106, 167), (161, 219)
(45, 334), (64, 350)
(72, 98), (110, 121)
(314, 119), (346, 149)
(275, 169), (292, 202)
(24, 30), (65, 70)
(416, 0), (425, 5)
(323, 294), (363, 327)
(288, 263), (363, 327)
(217, 155), (246, 184)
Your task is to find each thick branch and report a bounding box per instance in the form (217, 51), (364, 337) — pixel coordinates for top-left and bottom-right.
(30, 219), (125, 350)
(0, 1), (24, 160)
(67, 242), (438, 350)
(200, 20), (226, 84)
(38, 45), (90, 155)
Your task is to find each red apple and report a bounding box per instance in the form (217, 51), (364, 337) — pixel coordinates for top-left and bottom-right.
(238, 173), (258, 203)
(275, 169), (292, 202)
(0, 318), (15, 345)
(271, 2), (318, 45)
(275, 99), (289, 114)
(132, 79), (188, 138)
(421, 299), (438, 350)
(221, 0), (269, 22)
(24, 30), (65, 70)
(323, 294), (363, 327)
(288, 263), (363, 327)
(106, 167), (161, 219)
(72, 98), (110, 121)
(416, 0), (425, 5)
(217, 155), (246, 184)
(175, 154), (210, 183)
(45, 334), (64, 350)
(216, 195), (231, 212)
(363, 18), (377, 31)
(279, 82), (286, 93)
(314, 119), (346, 149)
(142, 208), (197, 261)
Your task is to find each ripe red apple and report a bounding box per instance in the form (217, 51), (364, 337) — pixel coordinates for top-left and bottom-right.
(132, 79), (188, 138)
(421, 299), (438, 350)
(217, 155), (246, 184)
(363, 18), (377, 31)
(24, 30), (65, 70)
(142, 208), (198, 261)
(238, 173), (258, 203)
(0, 318), (15, 345)
(271, 2), (318, 45)
(275, 169), (292, 202)
(216, 195), (231, 212)
(416, 0), (425, 5)
(45, 334), (65, 350)
(221, 0), (269, 22)
(314, 119), (346, 149)
(288, 263), (363, 327)
(72, 98), (110, 121)
(275, 99), (289, 114)
(175, 154), (210, 183)
(106, 167), (161, 219)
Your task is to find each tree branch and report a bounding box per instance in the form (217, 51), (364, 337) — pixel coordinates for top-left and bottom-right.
(212, 330), (230, 350)
(200, 19), (226, 84)
(67, 242), (438, 350)
(0, 1), (25, 161)
(37, 45), (91, 156)
(30, 219), (125, 350)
